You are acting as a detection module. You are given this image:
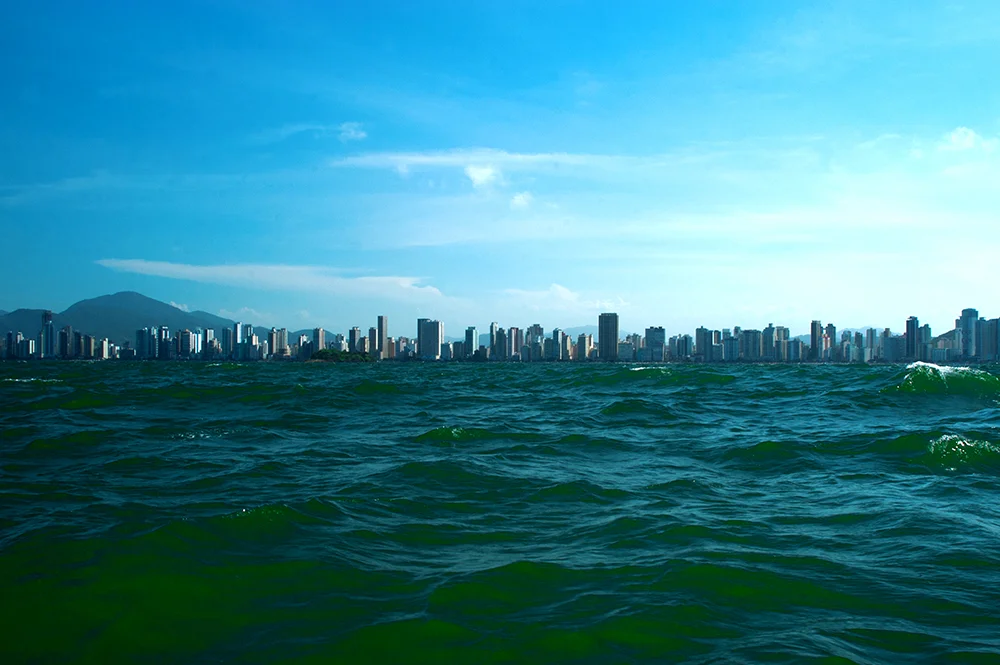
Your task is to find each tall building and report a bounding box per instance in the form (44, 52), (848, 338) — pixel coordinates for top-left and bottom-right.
(578, 333), (593, 360)
(810, 320), (823, 361)
(509, 327), (522, 359)
(958, 308), (979, 359)
(465, 327), (478, 358)
(349, 327), (362, 353)
(598, 313), (619, 361)
(377, 315), (388, 359)
(418, 319), (444, 360)
(979, 318), (999, 362)
(40, 311), (55, 359)
(526, 324), (544, 346)
(59, 326), (73, 359)
(234, 322), (243, 347)
(368, 327), (377, 356)
(695, 327), (713, 362)
(495, 328), (508, 360)
(416, 318), (429, 356)
(762, 324), (775, 360)
(313, 328), (326, 353)
(221, 327), (234, 359)
(489, 322), (500, 358)
(645, 327), (666, 362)
(905, 316), (919, 359)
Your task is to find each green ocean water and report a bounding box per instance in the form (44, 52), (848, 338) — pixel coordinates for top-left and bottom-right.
(1, 361), (999, 664)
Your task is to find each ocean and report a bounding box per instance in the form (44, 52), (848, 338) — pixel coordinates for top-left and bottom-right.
(2, 361), (999, 663)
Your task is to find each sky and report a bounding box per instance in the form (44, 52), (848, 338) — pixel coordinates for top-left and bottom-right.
(2, 1), (999, 338)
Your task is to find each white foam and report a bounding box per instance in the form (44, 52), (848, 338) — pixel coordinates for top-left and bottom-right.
(906, 361), (972, 375)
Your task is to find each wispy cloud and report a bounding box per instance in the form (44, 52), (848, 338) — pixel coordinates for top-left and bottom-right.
(169, 301), (190, 312)
(501, 284), (623, 313)
(510, 191), (533, 209)
(464, 165), (498, 188)
(338, 121), (367, 142)
(254, 121), (367, 144)
(218, 306), (270, 322)
(939, 126), (997, 152)
(96, 259), (451, 303)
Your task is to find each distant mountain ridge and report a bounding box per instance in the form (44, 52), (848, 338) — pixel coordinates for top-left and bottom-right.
(0, 292), (238, 345)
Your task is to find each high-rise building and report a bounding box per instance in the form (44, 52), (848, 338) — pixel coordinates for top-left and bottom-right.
(221, 327), (234, 359)
(695, 327), (713, 362)
(349, 327), (362, 353)
(905, 316), (919, 359)
(762, 324), (775, 360)
(465, 327), (478, 358)
(645, 327), (666, 362)
(495, 328), (508, 360)
(418, 319), (444, 359)
(979, 319), (999, 362)
(489, 322), (500, 358)
(368, 327), (377, 356)
(59, 326), (73, 359)
(313, 328), (326, 353)
(741, 329), (762, 361)
(526, 324), (544, 346)
(509, 327), (522, 359)
(810, 320), (823, 361)
(958, 308), (979, 359)
(377, 316), (388, 359)
(40, 311), (55, 359)
(598, 313), (619, 361)
(234, 322), (243, 347)
(578, 333), (593, 360)
(416, 318), (429, 356)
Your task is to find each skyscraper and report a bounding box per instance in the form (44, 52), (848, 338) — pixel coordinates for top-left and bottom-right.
(418, 319), (444, 359)
(349, 327), (362, 353)
(313, 328), (326, 353)
(368, 327), (377, 356)
(495, 328), (508, 360)
(958, 308), (979, 359)
(377, 315), (388, 359)
(489, 322), (499, 358)
(645, 326), (666, 362)
(810, 320), (823, 361)
(465, 326), (478, 358)
(416, 318), (429, 356)
(695, 327), (713, 362)
(905, 316), (919, 359)
(598, 313), (619, 361)
(762, 324), (775, 360)
(40, 311), (55, 359)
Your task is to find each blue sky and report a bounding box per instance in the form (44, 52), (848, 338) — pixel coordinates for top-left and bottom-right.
(2, 1), (999, 337)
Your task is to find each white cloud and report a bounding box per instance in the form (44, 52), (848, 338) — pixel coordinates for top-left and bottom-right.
(169, 301), (190, 312)
(510, 191), (533, 209)
(96, 259), (450, 303)
(464, 165), (498, 188)
(218, 306), (269, 322)
(332, 148), (622, 172)
(338, 122), (367, 142)
(502, 284), (621, 313)
(253, 121), (367, 144)
(939, 127), (997, 152)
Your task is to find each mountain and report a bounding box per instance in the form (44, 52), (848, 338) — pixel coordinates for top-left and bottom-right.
(0, 292), (237, 345)
(0, 310), (6, 317)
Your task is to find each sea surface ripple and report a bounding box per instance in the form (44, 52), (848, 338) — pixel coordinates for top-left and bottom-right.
(2, 361), (999, 663)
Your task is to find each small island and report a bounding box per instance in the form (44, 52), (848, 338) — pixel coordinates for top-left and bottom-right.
(307, 348), (376, 363)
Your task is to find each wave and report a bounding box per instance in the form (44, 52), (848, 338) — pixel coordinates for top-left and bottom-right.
(890, 362), (1000, 397)
(601, 398), (679, 420)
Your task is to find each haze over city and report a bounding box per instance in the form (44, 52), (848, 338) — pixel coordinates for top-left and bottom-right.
(3, 1), (999, 335)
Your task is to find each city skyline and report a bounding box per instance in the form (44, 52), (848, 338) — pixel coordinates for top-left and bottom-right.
(3, 3), (1000, 336)
(4, 294), (998, 365)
